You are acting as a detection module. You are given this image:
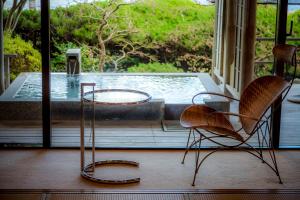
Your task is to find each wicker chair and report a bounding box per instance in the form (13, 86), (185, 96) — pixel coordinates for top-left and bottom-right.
(180, 44), (298, 186)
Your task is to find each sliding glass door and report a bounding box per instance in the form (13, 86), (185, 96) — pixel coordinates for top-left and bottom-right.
(255, 0), (300, 148)
(279, 0), (300, 147)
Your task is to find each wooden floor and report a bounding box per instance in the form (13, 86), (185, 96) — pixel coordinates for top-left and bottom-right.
(0, 120), (267, 148)
(0, 84), (299, 148)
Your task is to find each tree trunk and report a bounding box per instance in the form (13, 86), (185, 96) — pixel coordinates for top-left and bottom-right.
(4, 0), (27, 33)
(11, 0), (26, 32)
(98, 35), (106, 72)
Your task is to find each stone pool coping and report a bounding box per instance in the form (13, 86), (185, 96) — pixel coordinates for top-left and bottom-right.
(0, 72), (229, 121)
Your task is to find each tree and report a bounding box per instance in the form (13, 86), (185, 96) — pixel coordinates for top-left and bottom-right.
(77, 0), (155, 72)
(3, 0), (27, 33)
(107, 40), (157, 71)
(91, 0), (134, 72)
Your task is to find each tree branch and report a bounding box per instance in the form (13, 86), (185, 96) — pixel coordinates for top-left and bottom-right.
(11, 0), (26, 32)
(4, 0), (27, 32)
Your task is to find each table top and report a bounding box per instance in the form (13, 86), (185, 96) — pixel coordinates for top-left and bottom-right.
(83, 89), (151, 105)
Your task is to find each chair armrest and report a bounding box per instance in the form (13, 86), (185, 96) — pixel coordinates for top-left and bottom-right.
(205, 111), (263, 135)
(213, 111), (261, 122)
(192, 92), (240, 104)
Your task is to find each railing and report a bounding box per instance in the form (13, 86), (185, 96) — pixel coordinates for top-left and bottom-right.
(256, 37), (300, 41)
(3, 54), (17, 90)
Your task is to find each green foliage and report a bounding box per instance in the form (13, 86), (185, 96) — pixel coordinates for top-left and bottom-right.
(288, 9), (300, 47)
(3, 9), (41, 48)
(254, 63), (273, 77)
(4, 32), (41, 80)
(51, 42), (100, 72)
(256, 6), (300, 45)
(256, 5), (277, 38)
(49, 0), (215, 49)
(255, 6), (300, 77)
(119, 0), (215, 50)
(16, 9), (40, 30)
(8, 1), (300, 75)
(50, 4), (99, 44)
(127, 62), (183, 73)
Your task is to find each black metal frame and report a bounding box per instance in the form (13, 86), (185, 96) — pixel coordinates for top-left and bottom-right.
(272, 0), (288, 148)
(0, 0), (4, 95)
(41, 0), (51, 148)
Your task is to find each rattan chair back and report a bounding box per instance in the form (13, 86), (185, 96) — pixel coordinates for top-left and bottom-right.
(240, 44), (297, 135)
(273, 44), (298, 84)
(273, 44), (297, 65)
(239, 76), (290, 135)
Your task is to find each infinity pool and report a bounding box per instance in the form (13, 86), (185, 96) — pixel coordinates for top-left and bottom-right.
(14, 73), (208, 104)
(0, 73), (229, 121)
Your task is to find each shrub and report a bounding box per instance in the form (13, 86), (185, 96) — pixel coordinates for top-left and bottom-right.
(177, 53), (211, 72)
(4, 32), (41, 80)
(127, 62), (183, 72)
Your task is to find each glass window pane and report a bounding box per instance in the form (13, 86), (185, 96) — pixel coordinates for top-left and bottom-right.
(280, 0), (300, 148)
(49, 0), (219, 148)
(0, 1), (42, 147)
(255, 3), (277, 78)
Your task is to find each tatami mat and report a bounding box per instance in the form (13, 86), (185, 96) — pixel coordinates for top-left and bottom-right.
(0, 149), (300, 190)
(1, 191), (300, 200)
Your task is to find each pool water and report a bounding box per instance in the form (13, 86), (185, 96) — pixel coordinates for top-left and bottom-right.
(14, 73), (207, 104)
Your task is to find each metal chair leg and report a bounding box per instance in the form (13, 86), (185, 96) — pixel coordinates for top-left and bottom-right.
(263, 120), (283, 184)
(183, 119), (283, 186)
(270, 146), (283, 184)
(192, 133), (202, 186)
(182, 128), (192, 164)
(257, 126), (264, 163)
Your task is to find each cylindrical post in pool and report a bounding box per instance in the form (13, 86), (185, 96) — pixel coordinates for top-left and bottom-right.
(66, 48), (81, 75)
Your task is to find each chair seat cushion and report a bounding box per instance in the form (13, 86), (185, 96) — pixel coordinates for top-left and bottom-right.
(180, 105), (244, 141)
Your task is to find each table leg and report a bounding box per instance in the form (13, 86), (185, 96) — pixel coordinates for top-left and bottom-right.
(81, 160), (140, 184)
(92, 86), (95, 172)
(80, 84), (141, 184)
(80, 92), (85, 171)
